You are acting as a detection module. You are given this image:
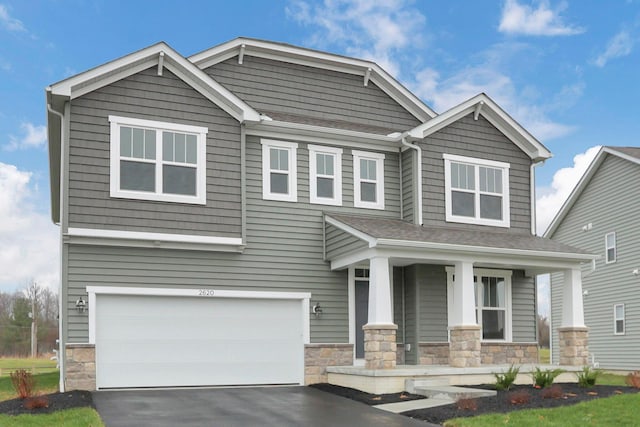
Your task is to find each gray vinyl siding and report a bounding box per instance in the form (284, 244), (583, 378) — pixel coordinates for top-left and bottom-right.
(550, 154), (640, 369)
(324, 223), (367, 260)
(66, 135), (401, 343)
(67, 67), (241, 237)
(403, 265), (418, 364)
(204, 56), (421, 131)
(512, 270), (536, 342)
(417, 265), (448, 342)
(419, 113), (532, 234)
(402, 149), (415, 223)
(393, 267), (404, 343)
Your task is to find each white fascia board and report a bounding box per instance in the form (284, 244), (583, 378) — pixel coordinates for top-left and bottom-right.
(189, 38), (436, 122)
(602, 146), (640, 166)
(544, 148), (607, 238)
(324, 216), (377, 247)
(245, 120), (401, 153)
(48, 42), (260, 123)
(66, 227), (244, 252)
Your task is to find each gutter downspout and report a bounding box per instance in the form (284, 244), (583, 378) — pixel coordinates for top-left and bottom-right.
(400, 134), (423, 225)
(530, 160), (545, 236)
(47, 100), (66, 393)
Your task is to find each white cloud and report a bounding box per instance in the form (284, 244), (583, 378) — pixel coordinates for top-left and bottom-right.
(593, 30), (634, 67)
(4, 122), (47, 151)
(537, 273), (550, 317)
(536, 145), (601, 234)
(499, 0), (585, 36)
(0, 4), (26, 32)
(0, 163), (59, 293)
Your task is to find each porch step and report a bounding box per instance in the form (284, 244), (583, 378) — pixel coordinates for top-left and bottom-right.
(405, 378), (450, 393)
(374, 397), (454, 413)
(413, 385), (496, 400)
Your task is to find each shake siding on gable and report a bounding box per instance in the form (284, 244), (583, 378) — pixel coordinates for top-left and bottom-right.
(203, 56), (422, 131)
(550, 155), (640, 369)
(420, 114), (532, 234)
(65, 135), (402, 343)
(67, 67), (242, 237)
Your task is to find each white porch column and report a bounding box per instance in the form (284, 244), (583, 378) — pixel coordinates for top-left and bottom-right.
(561, 267), (585, 327)
(367, 256), (393, 325)
(450, 261), (477, 326)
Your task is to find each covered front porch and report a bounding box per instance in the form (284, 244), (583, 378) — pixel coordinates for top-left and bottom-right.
(324, 214), (596, 388)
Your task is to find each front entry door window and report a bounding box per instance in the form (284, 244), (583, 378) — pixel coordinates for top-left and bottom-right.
(354, 268), (370, 359)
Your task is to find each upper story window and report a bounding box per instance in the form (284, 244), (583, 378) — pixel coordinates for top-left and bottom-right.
(614, 304), (625, 335)
(261, 139), (298, 202)
(605, 232), (617, 264)
(109, 116), (207, 205)
(308, 144), (343, 206)
(352, 150), (385, 210)
(443, 154), (510, 228)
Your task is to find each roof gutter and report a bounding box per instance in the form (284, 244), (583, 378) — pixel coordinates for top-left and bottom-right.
(400, 133), (423, 225)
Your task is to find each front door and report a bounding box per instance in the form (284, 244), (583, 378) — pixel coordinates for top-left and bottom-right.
(355, 269), (370, 359)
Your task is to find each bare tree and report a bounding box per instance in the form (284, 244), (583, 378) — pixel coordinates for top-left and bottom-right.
(537, 315), (550, 348)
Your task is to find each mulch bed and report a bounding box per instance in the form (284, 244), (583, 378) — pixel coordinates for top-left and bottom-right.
(0, 390), (95, 416)
(310, 383), (426, 405)
(403, 383), (640, 425)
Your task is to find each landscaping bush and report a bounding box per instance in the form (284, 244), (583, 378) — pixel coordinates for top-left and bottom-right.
(9, 369), (35, 399)
(625, 371), (640, 389)
(23, 395), (49, 409)
(494, 364), (520, 391)
(541, 384), (564, 399)
(577, 366), (602, 388)
(532, 367), (564, 388)
(508, 389), (531, 405)
(456, 396), (478, 411)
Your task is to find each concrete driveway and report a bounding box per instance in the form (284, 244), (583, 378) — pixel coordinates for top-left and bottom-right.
(93, 386), (437, 427)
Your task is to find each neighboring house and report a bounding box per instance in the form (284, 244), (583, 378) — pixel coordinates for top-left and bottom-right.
(46, 37), (595, 392)
(546, 146), (640, 371)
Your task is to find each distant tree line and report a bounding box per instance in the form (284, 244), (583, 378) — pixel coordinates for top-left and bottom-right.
(0, 283), (58, 357)
(538, 314), (550, 348)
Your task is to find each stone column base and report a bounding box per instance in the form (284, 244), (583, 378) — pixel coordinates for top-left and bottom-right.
(304, 344), (354, 385)
(449, 325), (481, 367)
(364, 324), (398, 369)
(65, 343), (96, 391)
(558, 326), (589, 366)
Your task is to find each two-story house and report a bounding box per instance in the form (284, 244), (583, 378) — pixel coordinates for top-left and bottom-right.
(546, 146), (640, 371)
(46, 38), (595, 392)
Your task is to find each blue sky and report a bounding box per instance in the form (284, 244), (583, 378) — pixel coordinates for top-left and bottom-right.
(0, 1), (638, 314)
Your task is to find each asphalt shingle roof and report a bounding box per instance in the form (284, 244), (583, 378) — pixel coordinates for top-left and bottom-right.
(607, 146), (640, 161)
(262, 110), (399, 135)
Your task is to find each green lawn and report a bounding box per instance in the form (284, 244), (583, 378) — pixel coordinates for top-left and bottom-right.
(0, 358), (58, 376)
(0, 371), (59, 402)
(538, 348), (550, 364)
(444, 393), (640, 426)
(0, 408), (104, 427)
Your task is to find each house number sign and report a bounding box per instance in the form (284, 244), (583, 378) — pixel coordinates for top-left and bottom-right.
(198, 289), (216, 296)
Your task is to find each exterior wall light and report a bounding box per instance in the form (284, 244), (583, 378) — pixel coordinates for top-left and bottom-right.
(312, 303), (323, 319)
(75, 297), (88, 313)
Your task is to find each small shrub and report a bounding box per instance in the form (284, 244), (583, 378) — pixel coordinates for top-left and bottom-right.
(494, 364), (520, 391)
(23, 395), (49, 410)
(626, 371), (640, 388)
(10, 369), (35, 399)
(577, 366), (601, 388)
(456, 396), (478, 411)
(532, 367), (564, 388)
(508, 389), (531, 405)
(541, 384), (563, 399)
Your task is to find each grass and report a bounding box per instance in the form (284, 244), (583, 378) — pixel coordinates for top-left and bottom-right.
(538, 348), (550, 364)
(443, 393), (640, 426)
(598, 372), (628, 386)
(0, 372), (59, 402)
(0, 358), (58, 376)
(0, 407), (104, 426)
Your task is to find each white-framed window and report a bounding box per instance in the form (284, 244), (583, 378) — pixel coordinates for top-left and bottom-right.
(443, 154), (510, 227)
(614, 303), (625, 335)
(109, 116), (208, 205)
(308, 144), (342, 206)
(261, 139), (298, 202)
(352, 150), (385, 210)
(446, 268), (512, 342)
(605, 232), (617, 264)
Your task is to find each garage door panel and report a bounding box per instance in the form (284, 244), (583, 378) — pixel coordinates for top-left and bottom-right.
(95, 294), (304, 388)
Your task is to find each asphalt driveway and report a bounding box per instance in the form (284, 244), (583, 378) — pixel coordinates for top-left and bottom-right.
(93, 386), (437, 427)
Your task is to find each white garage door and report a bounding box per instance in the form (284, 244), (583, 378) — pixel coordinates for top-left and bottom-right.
(95, 294), (305, 389)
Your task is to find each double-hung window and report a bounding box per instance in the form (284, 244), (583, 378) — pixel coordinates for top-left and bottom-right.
(261, 139), (298, 202)
(443, 154), (510, 227)
(614, 304), (625, 335)
(308, 145), (342, 206)
(475, 274), (511, 341)
(353, 150), (385, 210)
(109, 116), (207, 204)
(605, 232), (617, 264)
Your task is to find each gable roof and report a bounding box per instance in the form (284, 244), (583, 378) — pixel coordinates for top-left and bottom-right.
(188, 37), (437, 123)
(544, 146), (640, 238)
(406, 93), (552, 162)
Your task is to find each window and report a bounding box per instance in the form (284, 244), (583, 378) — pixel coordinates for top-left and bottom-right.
(605, 232), (616, 264)
(614, 304), (625, 335)
(308, 145), (342, 206)
(443, 154), (510, 227)
(261, 139), (298, 202)
(352, 150), (385, 209)
(109, 116), (207, 204)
